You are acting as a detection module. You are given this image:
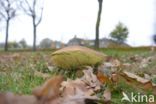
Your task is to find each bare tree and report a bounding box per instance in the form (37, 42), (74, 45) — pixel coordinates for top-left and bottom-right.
(95, 0), (103, 48)
(20, 0), (43, 51)
(0, 0), (17, 51)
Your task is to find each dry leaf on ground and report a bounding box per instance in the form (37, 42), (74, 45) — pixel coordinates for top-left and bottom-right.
(103, 88), (111, 102)
(119, 71), (156, 95)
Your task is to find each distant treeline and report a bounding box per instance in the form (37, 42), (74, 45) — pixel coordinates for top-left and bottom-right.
(0, 46), (155, 53)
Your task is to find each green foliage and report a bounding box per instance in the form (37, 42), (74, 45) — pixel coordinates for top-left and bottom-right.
(0, 52), (53, 94)
(39, 38), (52, 49)
(8, 41), (20, 49)
(107, 41), (129, 48)
(152, 77), (156, 84)
(0, 70), (45, 94)
(19, 39), (27, 48)
(110, 22), (129, 43)
(99, 47), (152, 57)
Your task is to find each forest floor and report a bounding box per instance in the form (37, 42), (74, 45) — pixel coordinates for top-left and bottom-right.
(0, 47), (156, 104)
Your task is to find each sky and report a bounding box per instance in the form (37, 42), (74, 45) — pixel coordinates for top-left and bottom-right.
(0, 0), (155, 46)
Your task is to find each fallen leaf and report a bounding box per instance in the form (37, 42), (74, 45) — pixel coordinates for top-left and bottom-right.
(0, 92), (38, 104)
(103, 88), (111, 102)
(32, 75), (64, 100)
(119, 71), (156, 95)
(97, 71), (110, 84)
(61, 79), (87, 97)
(111, 73), (118, 82)
(123, 71), (149, 84)
(82, 67), (101, 87)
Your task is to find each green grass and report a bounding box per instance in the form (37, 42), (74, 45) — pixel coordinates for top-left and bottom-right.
(99, 47), (152, 57)
(110, 80), (155, 104)
(0, 71), (44, 94)
(0, 47), (155, 103)
(0, 51), (52, 94)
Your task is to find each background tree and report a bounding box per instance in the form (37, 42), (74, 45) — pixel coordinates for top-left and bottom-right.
(20, 0), (43, 51)
(8, 41), (20, 49)
(95, 0), (103, 48)
(110, 22), (129, 43)
(39, 38), (52, 49)
(0, 0), (18, 51)
(19, 39), (27, 48)
(153, 34), (156, 44)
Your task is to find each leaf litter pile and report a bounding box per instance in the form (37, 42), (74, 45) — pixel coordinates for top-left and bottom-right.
(0, 46), (156, 104)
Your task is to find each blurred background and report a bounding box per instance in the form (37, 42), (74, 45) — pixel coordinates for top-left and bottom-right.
(0, 0), (155, 51)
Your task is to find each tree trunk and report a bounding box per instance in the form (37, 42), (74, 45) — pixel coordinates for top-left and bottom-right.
(33, 17), (36, 51)
(4, 19), (9, 51)
(95, 0), (103, 49)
